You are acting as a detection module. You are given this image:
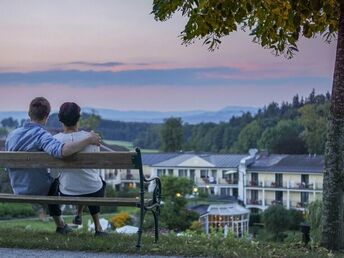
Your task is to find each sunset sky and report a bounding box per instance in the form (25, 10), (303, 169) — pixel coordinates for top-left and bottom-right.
(0, 0), (337, 112)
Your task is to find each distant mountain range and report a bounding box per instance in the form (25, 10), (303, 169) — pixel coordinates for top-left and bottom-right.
(0, 106), (258, 124)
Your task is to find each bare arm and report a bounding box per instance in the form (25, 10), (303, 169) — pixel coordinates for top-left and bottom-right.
(61, 131), (101, 157)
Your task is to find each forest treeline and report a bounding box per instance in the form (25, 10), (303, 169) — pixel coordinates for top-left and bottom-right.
(136, 89), (330, 154)
(0, 90), (330, 155)
(100, 89), (329, 154)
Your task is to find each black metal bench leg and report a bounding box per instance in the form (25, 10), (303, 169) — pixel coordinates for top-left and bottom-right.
(152, 209), (159, 243)
(136, 208), (145, 249)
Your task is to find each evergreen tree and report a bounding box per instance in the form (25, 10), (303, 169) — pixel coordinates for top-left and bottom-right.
(160, 117), (183, 152)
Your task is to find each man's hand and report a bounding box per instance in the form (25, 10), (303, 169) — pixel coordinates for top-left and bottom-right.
(88, 131), (102, 146)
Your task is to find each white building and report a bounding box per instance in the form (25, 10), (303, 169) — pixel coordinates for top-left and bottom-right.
(147, 153), (247, 198)
(101, 150), (324, 214)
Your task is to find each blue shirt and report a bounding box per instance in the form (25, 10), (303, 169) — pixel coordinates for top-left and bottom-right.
(5, 121), (64, 195)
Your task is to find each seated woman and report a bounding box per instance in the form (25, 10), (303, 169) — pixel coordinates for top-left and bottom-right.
(54, 102), (107, 236)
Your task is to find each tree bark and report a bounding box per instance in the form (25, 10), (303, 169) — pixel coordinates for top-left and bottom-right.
(322, 0), (344, 250)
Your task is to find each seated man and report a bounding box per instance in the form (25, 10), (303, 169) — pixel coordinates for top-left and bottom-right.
(5, 97), (101, 234)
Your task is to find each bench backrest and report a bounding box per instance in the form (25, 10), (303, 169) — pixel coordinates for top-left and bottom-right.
(0, 151), (141, 169)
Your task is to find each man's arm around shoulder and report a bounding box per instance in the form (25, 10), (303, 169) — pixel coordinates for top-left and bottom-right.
(61, 131), (101, 157)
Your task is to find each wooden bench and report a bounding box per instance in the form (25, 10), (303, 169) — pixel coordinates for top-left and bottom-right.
(0, 148), (161, 249)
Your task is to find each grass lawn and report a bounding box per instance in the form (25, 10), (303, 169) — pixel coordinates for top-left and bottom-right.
(0, 217), (343, 257)
(103, 139), (159, 153)
(103, 140), (134, 149)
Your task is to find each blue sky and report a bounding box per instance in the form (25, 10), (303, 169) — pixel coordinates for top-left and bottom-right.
(0, 0), (336, 111)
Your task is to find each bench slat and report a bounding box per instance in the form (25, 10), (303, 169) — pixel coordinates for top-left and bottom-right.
(0, 194), (139, 206)
(0, 152), (139, 169)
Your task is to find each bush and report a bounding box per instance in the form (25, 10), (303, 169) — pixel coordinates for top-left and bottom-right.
(306, 200), (322, 244)
(189, 220), (203, 234)
(288, 209), (305, 230)
(160, 201), (199, 231)
(139, 211), (168, 231)
(263, 205), (290, 241)
(0, 203), (35, 219)
(110, 212), (132, 228)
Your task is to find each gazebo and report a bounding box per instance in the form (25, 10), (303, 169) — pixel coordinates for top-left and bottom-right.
(199, 203), (250, 237)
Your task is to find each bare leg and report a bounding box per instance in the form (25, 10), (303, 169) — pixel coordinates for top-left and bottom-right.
(52, 216), (65, 228)
(76, 205), (84, 216)
(91, 213), (102, 232)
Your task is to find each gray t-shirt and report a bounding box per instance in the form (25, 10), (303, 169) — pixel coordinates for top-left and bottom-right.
(53, 131), (103, 195)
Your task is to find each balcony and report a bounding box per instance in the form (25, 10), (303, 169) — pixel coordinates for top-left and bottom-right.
(245, 181), (263, 187)
(201, 177), (217, 184)
(290, 201), (308, 209)
(269, 181), (286, 188)
(246, 199), (263, 206)
(225, 178), (238, 185)
(266, 199), (287, 207)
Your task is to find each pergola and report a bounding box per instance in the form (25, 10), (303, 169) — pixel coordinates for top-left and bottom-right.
(199, 203), (250, 237)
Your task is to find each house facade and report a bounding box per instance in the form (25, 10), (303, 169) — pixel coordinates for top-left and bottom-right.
(100, 150), (324, 213)
(244, 154), (323, 212)
(148, 153), (247, 198)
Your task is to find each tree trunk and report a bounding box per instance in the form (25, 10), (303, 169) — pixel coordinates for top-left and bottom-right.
(322, 1), (344, 250)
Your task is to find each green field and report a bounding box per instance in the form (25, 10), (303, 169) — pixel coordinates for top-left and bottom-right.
(103, 140), (159, 153)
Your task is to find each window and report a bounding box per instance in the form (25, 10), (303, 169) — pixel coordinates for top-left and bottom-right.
(178, 169), (187, 177)
(301, 192), (309, 205)
(301, 174), (309, 188)
(233, 188), (238, 198)
(168, 169), (173, 176)
(157, 169), (166, 177)
(275, 174), (283, 187)
(200, 169), (208, 178)
(220, 188), (229, 196)
(251, 173), (258, 185)
(251, 190), (258, 201)
(233, 172), (238, 183)
(275, 191), (283, 202)
(189, 169), (195, 181)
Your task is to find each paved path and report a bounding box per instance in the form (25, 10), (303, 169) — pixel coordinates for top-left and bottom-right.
(0, 248), (180, 258)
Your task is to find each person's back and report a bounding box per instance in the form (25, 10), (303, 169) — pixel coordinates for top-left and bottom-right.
(6, 106), (63, 195)
(53, 130), (102, 195)
(54, 102), (107, 236)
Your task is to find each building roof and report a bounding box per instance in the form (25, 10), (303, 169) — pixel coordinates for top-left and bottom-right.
(202, 154), (247, 168)
(188, 204), (209, 216)
(248, 154), (324, 173)
(150, 153), (247, 168)
(141, 153), (180, 166)
(200, 203), (250, 217)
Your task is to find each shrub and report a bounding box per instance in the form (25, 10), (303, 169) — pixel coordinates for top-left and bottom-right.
(263, 205), (290, 241)
(306, 200), (322, 244)
(160, 201), (199, 231)
(0, 203), (35, 219)
(110, 212), (131, 228)
(140, 212), (168, 231)
(189, 221), (203, 234)
(288, 209), (305, 230)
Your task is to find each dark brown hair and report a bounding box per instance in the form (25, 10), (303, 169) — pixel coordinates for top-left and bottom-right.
(58, 102), (81, 127)
(28, 97), (51, 121)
